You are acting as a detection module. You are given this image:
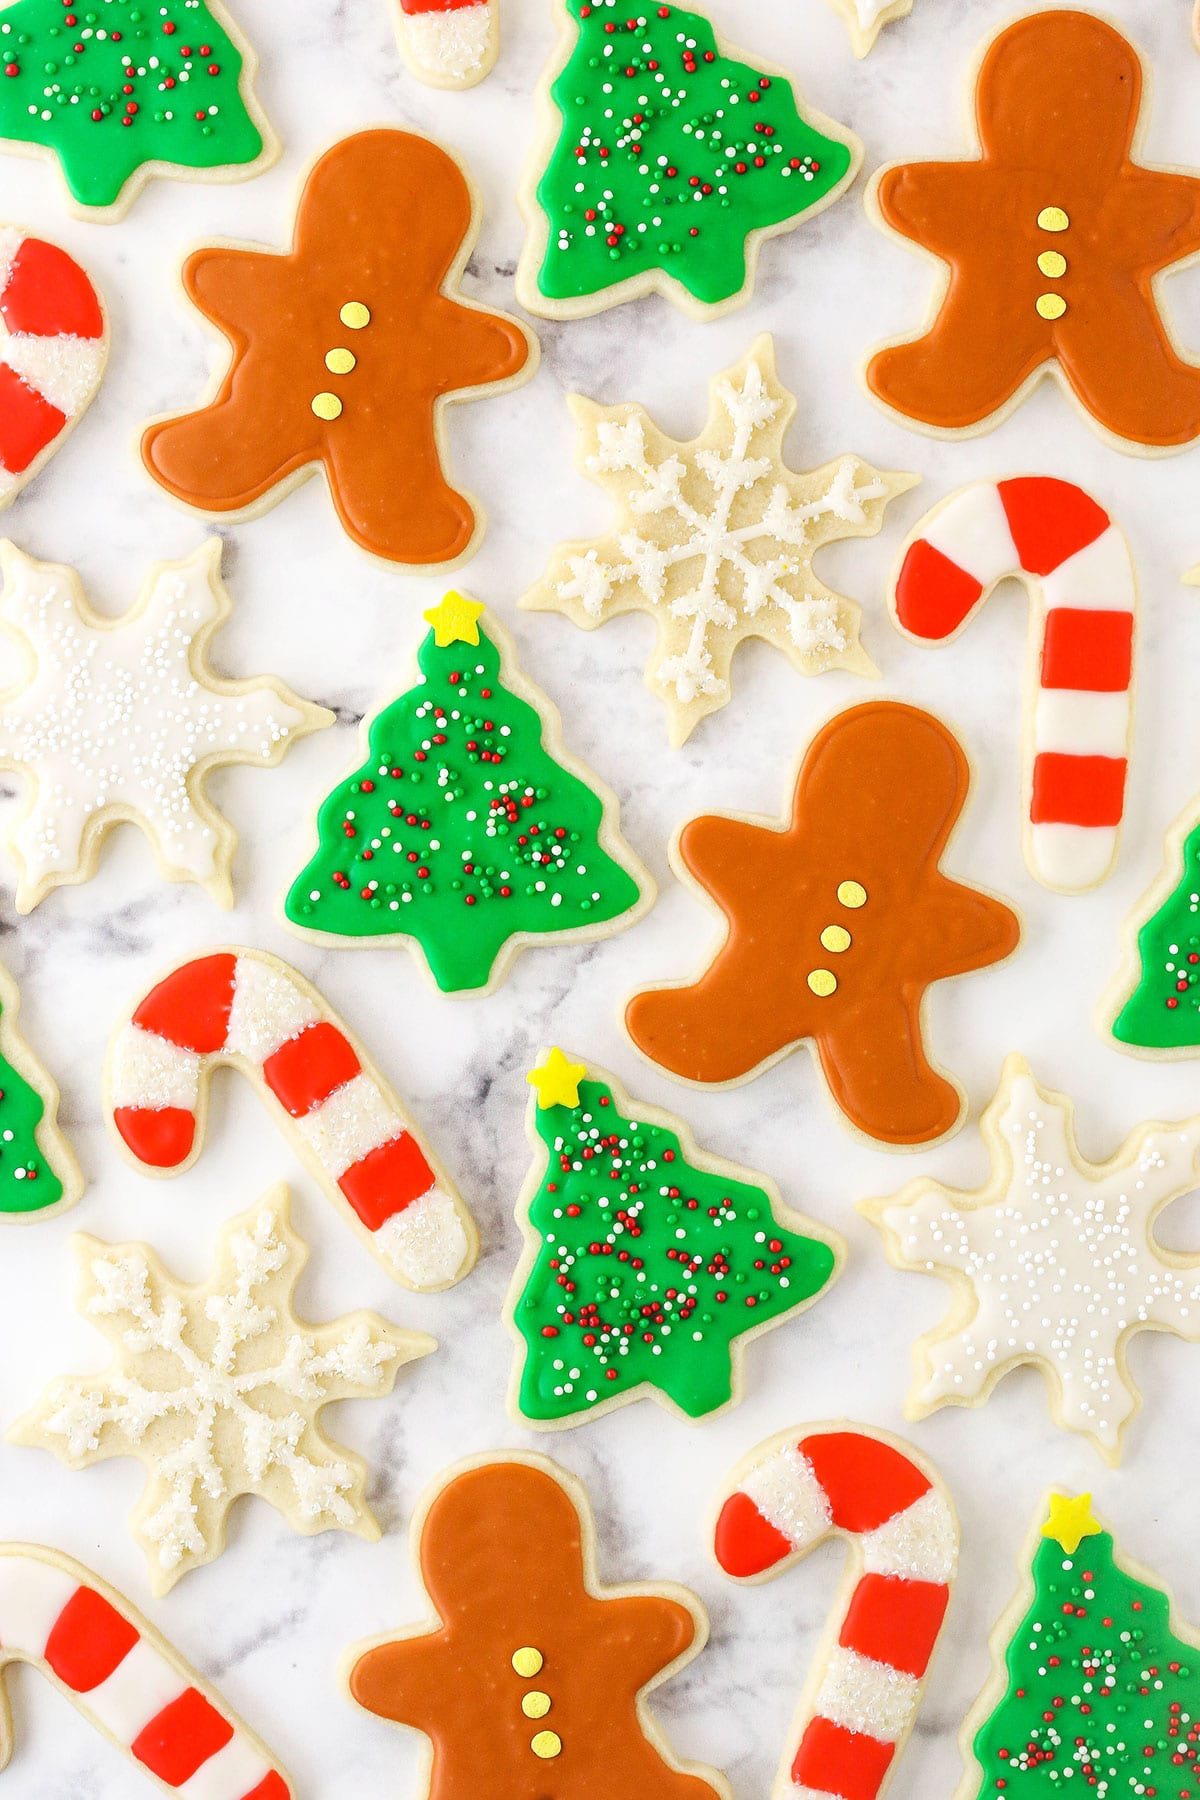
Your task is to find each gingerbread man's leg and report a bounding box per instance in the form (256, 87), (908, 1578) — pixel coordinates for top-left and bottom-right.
(625, 956), (800, 1086)
(325, 421), (480, 567)
(1057, 277), (1200, 448)
(816, 993), (963, 1146)
(868, 280), (1048, 432)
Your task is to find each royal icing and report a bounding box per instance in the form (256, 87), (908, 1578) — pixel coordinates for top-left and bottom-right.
(0, 0), (272, 215)
(284, 595), (650, 994)
(141, 129), (536, 567)
(1107, 798), (1200, 1053)
(714, 1424), (958, 1800)
(866, 1056), (1200, 1461)
(625, 700), (1020, 1148)
(0, 958), (80, 1221)
(0, 538), (329, 913)
(11, 1187), (433, 1593)
(0, 229), (107, 505)
(0, 1545), (291, 1796)
(827, 0), (914, 58)
(866, 11), (1200, 450)
(107, 947), (477, 1293)
(892, 477), (1136, 893)
(347, 1456), (727, 1800)
(392, 0), (498, 89)
(517, 0), (859, 316)
(508, 1051), (843, 1425)
(523, 336), (913, 744)
(963, 1495), (1200, 1800)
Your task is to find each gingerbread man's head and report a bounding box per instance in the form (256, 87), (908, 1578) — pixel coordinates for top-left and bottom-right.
(976, 10), (1140, 175)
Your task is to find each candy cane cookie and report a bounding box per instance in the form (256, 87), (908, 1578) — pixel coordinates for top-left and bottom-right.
(106, 947), (477, 1292)
(714, 1424), (958, 1800)
(0, 1544), (291, 1795)
(391, 0), (499, 89)
(891, 476), (1136, 893)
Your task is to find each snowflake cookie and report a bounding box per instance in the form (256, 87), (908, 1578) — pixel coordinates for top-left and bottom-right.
(0, 538), (331, 913)
(11, 1186), (432, 1592)
(863, 1055), (1200, 1463)
(826, 0), (914, 57)
(522, 337), (915, 745)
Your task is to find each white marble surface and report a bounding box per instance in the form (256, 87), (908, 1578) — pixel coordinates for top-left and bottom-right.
(1, 0), (1200, 1794)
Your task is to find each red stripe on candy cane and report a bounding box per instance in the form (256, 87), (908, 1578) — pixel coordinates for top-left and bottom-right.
(891, 476), (1136, 894)
(132, 1687), (233, 1785)
(107, 948), (474, 1293)
(714, 1424), (958, 1800)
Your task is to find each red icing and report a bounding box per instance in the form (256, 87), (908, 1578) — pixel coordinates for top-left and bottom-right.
(0, 362), (66, 474)
(44, 1587), (138, 1693)
(713, 1491), (794, 1577)
(262, 1022), (360, 1118)
(997, 477), (1109, 577)
(793, 1717), (895, 1800)
(338, 1132), (435, 1231)
(1, 238), (103, 339)
(244, 1777), (291, 1800)
(114, 1105), (196, 1168)
(839, 1573), (950, 1679)
(894, 538), (983, 640)
(799, 1433), (931, 1534)
(132, 952), (237, 1053)
(1031, 752), (1127, 827)
(1040, 608), (1133, 692)
(399, 0), (485, 11)
(132, 1688), (233, 1785)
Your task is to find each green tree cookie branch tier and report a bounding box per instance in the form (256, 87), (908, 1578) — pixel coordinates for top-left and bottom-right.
(533, 0), (855, 307)
(1112, 818), (1200, 1050)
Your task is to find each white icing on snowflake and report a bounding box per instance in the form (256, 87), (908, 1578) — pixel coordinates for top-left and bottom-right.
(0, 539), (327, 911)
(13, 1189), (429, 1590)
(524, 337), (911, 743)
(872, 1058), (1200, 1457)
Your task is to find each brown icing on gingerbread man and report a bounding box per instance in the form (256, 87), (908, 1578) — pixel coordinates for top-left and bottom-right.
(347, 1458), (726, 1800)
(625, 701), (1019, 1148)
(142, 129), (536, 566)
(866, 11), (1200, 450)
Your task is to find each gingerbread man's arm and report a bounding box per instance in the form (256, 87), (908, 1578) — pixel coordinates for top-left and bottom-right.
(593, 1592), (699, 1692)
(348, 1633), (450, 1734)
(1107, 167), (1200, 270)
(921, 876), (1020, 979)
(433, 296), (534, 396)
(873, 163), (996, 259)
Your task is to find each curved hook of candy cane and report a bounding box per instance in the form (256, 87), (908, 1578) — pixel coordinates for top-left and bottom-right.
(713, 1423), (959, 1800)
(0, 1544), (292, 1796)
(889, 475), (1137, 895)
(393, 0), (499, 90)
(104, 947), (478, 1295)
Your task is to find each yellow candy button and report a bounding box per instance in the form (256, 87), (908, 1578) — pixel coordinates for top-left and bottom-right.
(837, 881), (867, 909)
(1036, 293), (1067, 320)
(522, 1692), (551, 1719)
(325, 347), (356, 374)
(340, 301), (371, 329)
(807, 969), (838, 998)
(1037, 251), (1066, 278)
(1037, 206), (1069, 232)
(531, 1732), (562, 1760)
(512, 1647), (543, 1678)
(821, 926), (851, 954)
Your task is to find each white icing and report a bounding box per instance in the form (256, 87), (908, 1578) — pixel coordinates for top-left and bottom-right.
(178, 1733), (274, 1800)
(855, 0), (897, 23)
(0, 544), (310, 904)
(814, 1645), (920, 1741)
(374, 1186), (469, 1288)
(742, 1444), (832, 1550)
(85, 1638), (180, 1741)
(32, 1200), (407, 1579)
(547, 353), (894, 719)
(921, 482), (1017, 589)
(1041, 525), (1136, 614)
(1031, 821), (1119, 890)
(294, 1073), (399, 1179)
(225, 955), (321, 1063)
(860, 1490), (958, 1585)
(4, 333), (106, 417)
(402, 4), (492, 81)
(1033, 687), (1129, 760)
(879, 1066), (1200, 1452)
(109, 1023), (201, 1114)
(0, 229), (23, 297)
(0, 1554), (76, 1651)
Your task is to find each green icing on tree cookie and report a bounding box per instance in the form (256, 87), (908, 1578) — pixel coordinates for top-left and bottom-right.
(1112, 818), (1200, 1050)
(534, 0), (855, 308)
(971, 1499), (1200, 1798)
(0, 0), (266, 212)
(0, 993), (64, 1215)
(284, 595), (646, 994)
(511, 1056), (839, 1422)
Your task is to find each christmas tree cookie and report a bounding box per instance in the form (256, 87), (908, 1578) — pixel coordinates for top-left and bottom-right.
(345, 1455), (730, 1800)
(0, 959), (81, 1222)
(958, 1493), (1200, 1800)
(0, 0), (276, 220)
(283, 595), (652, 995)
(516, 0), (861, 319)
(508, 1050), (844, 1427)
(1104, 788), (1200, 1054)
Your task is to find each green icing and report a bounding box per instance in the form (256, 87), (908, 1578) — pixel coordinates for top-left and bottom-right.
(972, 1520), (1200, 1797)
(285, 624), (644, 994)
(0, 1), (265, 211)
(512, 1076), (837, 1422)
(535, 0), (854, 307)
(1112, 819), (1200, 1050)
(0, 997), (64, 1214)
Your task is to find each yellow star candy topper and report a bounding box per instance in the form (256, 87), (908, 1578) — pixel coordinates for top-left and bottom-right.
(527, 1048), (587, 1111)
(1041, 1493), (1102, 1554)
(423, 591), (484, 648)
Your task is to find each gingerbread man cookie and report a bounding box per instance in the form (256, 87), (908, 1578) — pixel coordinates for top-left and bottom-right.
(865, 11), (1200, 452)
(142, 129), (537, 568)
(345, 1455), (729, 1800)
(626, 701), (1020, 1148)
